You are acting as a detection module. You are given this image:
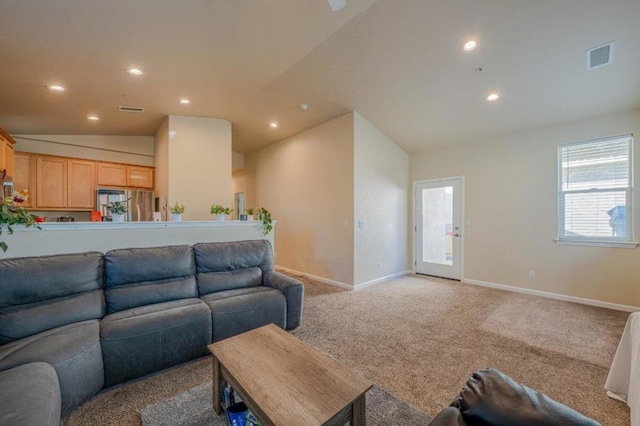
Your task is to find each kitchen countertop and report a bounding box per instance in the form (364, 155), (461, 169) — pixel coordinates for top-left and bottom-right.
(15, 220), (271, 231)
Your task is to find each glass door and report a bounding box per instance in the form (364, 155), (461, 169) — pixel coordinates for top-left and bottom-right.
(415, 177), (462, 280)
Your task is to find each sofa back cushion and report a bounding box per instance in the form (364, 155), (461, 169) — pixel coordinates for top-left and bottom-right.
(194, 240), (274, 295)
(0, 252), (105, 345)
(104, 245), (197, 313)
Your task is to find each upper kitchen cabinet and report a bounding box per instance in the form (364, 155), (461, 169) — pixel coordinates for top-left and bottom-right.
(68, 159), (95, 208)
(36, 156), (67, 208)
(127, 166), (153, 189)
(0, 127), (16, 177)
(35, 155), (95, 210)
(14, 153), (34, 208)
(97, 162), (154, 189)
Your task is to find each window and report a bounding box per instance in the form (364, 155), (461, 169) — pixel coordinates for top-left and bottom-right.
(558, 134), (634, 247)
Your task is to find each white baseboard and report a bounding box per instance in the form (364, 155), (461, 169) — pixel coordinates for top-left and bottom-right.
(354, 270), (413, 290)
(275, 266), (353, 290)
(462, 278), (640, 312)
(275, 266), (412, 291)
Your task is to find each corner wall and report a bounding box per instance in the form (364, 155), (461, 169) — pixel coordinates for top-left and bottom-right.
(249, 113), (355, 285)
(354, 112), (410, 285)
(410, 108), (640, 307)
(167, 116), (232, 221)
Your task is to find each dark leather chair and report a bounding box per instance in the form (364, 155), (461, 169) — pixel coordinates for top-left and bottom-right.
(429, 368), (601, 426)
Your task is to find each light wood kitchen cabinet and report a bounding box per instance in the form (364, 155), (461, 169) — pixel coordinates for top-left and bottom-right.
(0, 127), (16, 177)
(97, 163), (127, 187)
(15, 152), (154, 210)
(67, 160), (95, 208)
(97, 163), (154, 189)
(127, 166), (153, 188)
(34, 156), (96, 209)
(14, 153), (35, 208)
(36, 156), (67, 208)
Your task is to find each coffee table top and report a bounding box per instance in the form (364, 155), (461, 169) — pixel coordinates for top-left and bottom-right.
(208, 324), (373, 425)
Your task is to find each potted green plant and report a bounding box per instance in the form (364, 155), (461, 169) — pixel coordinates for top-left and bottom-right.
(169, 202), (185, 222)
(107, 199), (129, 222)
(0, 190), (40, 252)
(246, 207), (255, 222)
(210, 204), (233, 221)
(256, 207), (273, 236)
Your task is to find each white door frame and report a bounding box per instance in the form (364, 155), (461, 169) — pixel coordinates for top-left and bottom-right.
(413, 176), (465, 280)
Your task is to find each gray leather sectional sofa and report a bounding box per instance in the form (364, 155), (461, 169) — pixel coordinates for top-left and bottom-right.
(0, 239), (303, 425)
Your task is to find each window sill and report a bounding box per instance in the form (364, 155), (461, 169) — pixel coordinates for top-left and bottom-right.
(554, 239), (638, 249)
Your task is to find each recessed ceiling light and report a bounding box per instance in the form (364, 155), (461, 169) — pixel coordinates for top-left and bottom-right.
(87, 115), (100, 121)
(464, 40), (477, 51)
(487, 93), (500, 102)
(300, 103), (309, 111)
(128, 68), (143, 76)
(180, 99), (190, 104)
(270, 122), (278, 128)
(47, 85), (66, 92)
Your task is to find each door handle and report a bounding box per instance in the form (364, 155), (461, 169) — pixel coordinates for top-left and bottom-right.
(454, 233), (461, 237)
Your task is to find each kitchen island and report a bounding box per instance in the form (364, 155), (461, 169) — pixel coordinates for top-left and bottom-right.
(0, 220), (275, 259)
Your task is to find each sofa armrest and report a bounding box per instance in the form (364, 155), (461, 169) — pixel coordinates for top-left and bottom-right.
(458, 368), (601, 426)
(263, 271), (304, 330)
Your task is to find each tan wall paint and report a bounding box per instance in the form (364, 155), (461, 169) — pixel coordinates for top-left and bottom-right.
(354, 112), (410, 285)
(154, 117), (170, 219)
(410, 108), (640, 306)
(167, 116), (232, 221)
(12, 134), (154, 166)
(248, 113), (355, 285)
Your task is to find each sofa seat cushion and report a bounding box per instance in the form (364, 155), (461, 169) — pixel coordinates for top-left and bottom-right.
(0, 362), (61, 426)
(100, 298), (212, 387)
(200, 286), (286, 342)
(0, 320), (103, 417)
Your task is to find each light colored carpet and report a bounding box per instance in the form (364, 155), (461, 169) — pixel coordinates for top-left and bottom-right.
(63, 273), (631, 425)
(139, 383), (430, 426)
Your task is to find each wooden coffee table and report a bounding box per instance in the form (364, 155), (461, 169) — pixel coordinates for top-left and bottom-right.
(208, 324), (373, 425)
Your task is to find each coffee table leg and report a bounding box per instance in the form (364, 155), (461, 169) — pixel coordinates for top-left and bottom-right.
(351, 394), (366, 426)
(213, 357), (224, 415)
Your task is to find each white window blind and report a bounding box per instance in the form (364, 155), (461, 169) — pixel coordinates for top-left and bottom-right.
(558, 135), (633, 243)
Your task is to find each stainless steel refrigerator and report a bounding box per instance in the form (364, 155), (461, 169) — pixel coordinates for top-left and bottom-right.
(97, 188), (154, 221)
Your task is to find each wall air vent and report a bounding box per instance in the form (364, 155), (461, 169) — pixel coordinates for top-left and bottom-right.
(586, 42), (614, 70)
(118, 106), (145, 113)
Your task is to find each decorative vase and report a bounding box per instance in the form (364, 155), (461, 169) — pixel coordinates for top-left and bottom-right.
(111, 213), (125, 222)
(246, 215), (254, 222)
(171, 213), (182, 222)
(216, 214), (226, 221)
(239, 214), (247, 221)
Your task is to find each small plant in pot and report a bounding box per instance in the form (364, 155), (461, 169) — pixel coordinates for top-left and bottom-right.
(169, 202), (185, 222)
(256, 207), (273, 236)
(245, 207), (255, 222)
(210, 204), (233, 221)
(107, 199), (129, 222)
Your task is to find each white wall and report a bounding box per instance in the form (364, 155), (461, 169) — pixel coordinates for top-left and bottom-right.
(166, 116), (232, 221)
(154, 118), (170, 220)
(354, 112), (410, 285)
(410, 108), (640, 307)
(12, 134), (154, 166)
(248, 113), (355, 285)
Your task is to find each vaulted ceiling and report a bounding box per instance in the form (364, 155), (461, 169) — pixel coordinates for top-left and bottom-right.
(2, 0), (639, 154)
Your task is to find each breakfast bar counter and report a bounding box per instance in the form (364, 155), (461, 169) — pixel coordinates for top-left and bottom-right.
(0, 220), (275, 259)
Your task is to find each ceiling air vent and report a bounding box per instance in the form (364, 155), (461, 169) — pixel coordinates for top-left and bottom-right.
(118, 106), (145, 113)
(586, 42), (614, 70)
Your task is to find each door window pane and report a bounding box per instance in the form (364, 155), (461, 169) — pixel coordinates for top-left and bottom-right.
(422, 186), (453, 265)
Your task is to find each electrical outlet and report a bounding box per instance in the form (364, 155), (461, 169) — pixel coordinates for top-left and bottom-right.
(528, 270), (536, 279)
